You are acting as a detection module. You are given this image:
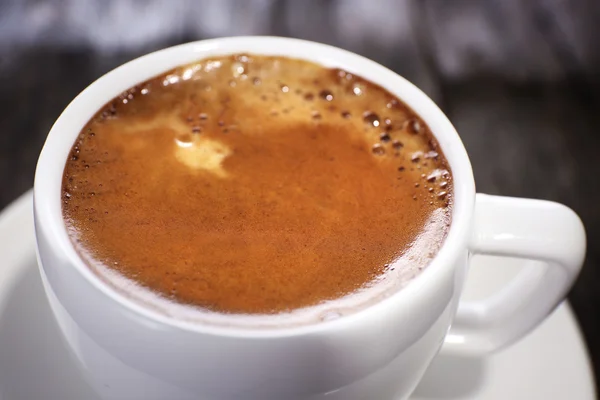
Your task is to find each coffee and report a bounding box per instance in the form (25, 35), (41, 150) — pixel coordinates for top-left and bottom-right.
(62, 54), (452, 326)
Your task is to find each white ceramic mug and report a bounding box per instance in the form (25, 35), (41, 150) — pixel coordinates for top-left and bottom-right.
(33, 37), (586, 400)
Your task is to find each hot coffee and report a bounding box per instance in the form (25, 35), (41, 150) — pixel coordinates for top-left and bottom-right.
(62, 54), (452, 326)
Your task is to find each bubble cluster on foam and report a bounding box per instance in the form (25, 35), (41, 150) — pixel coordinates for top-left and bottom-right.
(81, 52), (453, 209)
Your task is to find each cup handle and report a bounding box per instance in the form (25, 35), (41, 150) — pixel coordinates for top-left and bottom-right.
(443, 194), (586, 355)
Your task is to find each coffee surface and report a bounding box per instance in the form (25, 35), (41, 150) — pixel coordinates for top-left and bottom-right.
(62, 54), (452, 324)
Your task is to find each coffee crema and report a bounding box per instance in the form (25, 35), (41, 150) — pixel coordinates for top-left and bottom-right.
(62, 54), (452, 326)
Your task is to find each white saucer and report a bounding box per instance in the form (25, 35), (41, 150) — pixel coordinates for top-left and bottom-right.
(0, 192), (595, 400)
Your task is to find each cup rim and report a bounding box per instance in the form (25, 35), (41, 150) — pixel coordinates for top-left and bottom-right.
(34, 36), (475, 338)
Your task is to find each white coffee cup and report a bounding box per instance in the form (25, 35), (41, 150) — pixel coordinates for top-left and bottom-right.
(33, 37), (586, 400)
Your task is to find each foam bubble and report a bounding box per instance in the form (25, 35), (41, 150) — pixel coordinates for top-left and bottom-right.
(411, 152), (423, 162)
(372, 143), (385, 155)
(363, 111), (380, 127)
(163, 74), (180, 86)
(386, 99), (399, 109)
(405, 119), (421, 134)
(231, 62), (246, 77)
(379, 132), (391, 142)
(319, 90), (333, 101)
(425, 151), (438, 159)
